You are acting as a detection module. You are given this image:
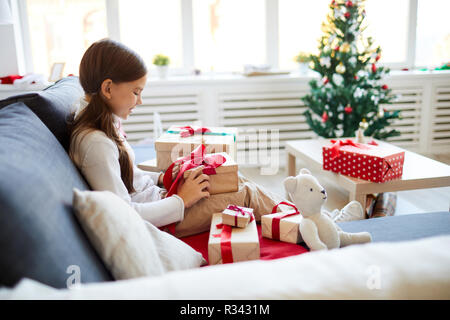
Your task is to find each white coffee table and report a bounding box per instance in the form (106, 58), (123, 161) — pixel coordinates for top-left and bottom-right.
(285, 139), (450, 208)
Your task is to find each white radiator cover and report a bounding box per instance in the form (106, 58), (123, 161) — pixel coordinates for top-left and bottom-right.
(122, 71), (450, 165)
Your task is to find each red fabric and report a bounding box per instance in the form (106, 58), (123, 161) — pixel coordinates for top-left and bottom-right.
(180, 224), (309, 266)
(0, 75), (23, 84)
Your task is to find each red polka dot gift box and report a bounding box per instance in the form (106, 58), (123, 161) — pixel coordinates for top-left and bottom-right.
(322, 139), (405, 183)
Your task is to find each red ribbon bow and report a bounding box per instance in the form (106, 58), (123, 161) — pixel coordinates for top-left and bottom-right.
(271, 202), (301, 241)
(178, 126), (211, 138)
(163, 144), (226, 197)
(227, 205), (255, 226)
(159, 145), (226, 235)
(329, 139), (371, 161)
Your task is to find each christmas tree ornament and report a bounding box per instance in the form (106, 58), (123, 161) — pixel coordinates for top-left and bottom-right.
(336, 63), (346, 74)
(344, 105), (353, 114)
(322, 111), (329, 123)
(348, 56), (357, 66)
(381, 84), (388, 90)
(320, 57), (331, 68)
(346, 1), (353, 7)
(332, 73), (344, 85)
(344, 11), (351, 19)
(371, 63), (377, 73)
(359, 118), (369, 130)
(340, 42), (350, 53)
(323, 76), (329, 85)
(354, 87), (364, 98)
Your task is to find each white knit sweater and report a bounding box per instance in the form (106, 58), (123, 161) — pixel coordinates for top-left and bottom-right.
(69, 97), (184, 227)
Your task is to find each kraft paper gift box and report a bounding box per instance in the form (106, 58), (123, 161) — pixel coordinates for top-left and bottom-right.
(154, 125), (238, 171)
(208, 213), (260, 265)
(261, 210), (304, 244)
(322, 139), (405, 183)
(183, 152), (239, 195)
(221, 205), (254, 228)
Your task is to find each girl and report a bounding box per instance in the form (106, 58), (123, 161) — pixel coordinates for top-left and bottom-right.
(68, 38), (290, 238)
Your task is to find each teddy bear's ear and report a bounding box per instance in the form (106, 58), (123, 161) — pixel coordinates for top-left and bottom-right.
(283, 176), (297, 194)
(299, 168), (311, 175)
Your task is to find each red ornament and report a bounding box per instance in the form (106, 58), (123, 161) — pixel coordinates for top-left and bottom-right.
(381, 84), (388, 90)
(354, 75), (358, 80)
(322, 111), (329, 123)
(372, 63), (377, 73)
(346, 1), (353, 7)
(323, 77), (329, 85)
(344, 105), (353, 114)
(375, 54), (381, 61)
(334, 46), (340, 51)
(344, 12), (351, 19)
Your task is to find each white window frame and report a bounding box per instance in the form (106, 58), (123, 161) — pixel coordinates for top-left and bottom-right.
(15, 0), (419, 75)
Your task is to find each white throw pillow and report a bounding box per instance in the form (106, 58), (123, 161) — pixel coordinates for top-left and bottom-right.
(72, 188), (205, 280)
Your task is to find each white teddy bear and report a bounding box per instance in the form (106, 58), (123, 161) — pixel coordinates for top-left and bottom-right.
(284, 168), (372, 251)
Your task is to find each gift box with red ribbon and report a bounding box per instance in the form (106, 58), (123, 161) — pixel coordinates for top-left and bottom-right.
(208, 213), (260, 265)
(322, 139), (405, 183)
(261, 202), (304, 244)
(163, 145), (238, 197)
(221, 205), (254, 228)
(155, 125), (238, 171)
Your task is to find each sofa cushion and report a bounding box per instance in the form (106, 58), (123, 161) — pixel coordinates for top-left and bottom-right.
(338, 212), (450, 242)
(0, 102), (113, 288)
(0, 76), (83, 151)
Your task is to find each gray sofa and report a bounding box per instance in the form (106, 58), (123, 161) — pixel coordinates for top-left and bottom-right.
(0, 76), (449, 289)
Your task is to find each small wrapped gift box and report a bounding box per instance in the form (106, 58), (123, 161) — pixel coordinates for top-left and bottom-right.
(261, 202), (303, 244)
(155, 125), (238, 171)
(221, 205), (254, 228)
(183, 152), (238, 195)
(322, 139), (405, 183)
(208, 213), (260, 265)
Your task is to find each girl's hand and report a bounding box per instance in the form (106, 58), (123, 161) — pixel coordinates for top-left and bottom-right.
(177, 165), (210, 208)
(158, 163), (180, 187)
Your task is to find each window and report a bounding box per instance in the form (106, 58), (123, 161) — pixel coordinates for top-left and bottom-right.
(20, 0), (450, 75)
(278, 0), (410, 69)
(26, 0), (107, 76)
(118, 0), (183, 70)
(192, 0), (266, 72)
(278, 0), (329, 70)
(364, 0), (410, 64)
(416, 0), (450, 68)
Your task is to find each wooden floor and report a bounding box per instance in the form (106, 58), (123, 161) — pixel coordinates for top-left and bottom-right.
(240, 153), (450, 216)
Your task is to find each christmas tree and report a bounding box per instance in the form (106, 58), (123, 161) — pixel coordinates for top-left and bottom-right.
(301, 0), (401, 139)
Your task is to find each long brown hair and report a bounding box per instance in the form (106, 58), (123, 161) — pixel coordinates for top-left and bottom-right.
(67, 38), (147, 194)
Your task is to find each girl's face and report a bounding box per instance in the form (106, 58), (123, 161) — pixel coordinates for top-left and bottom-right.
(100, 75), (147, 120)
